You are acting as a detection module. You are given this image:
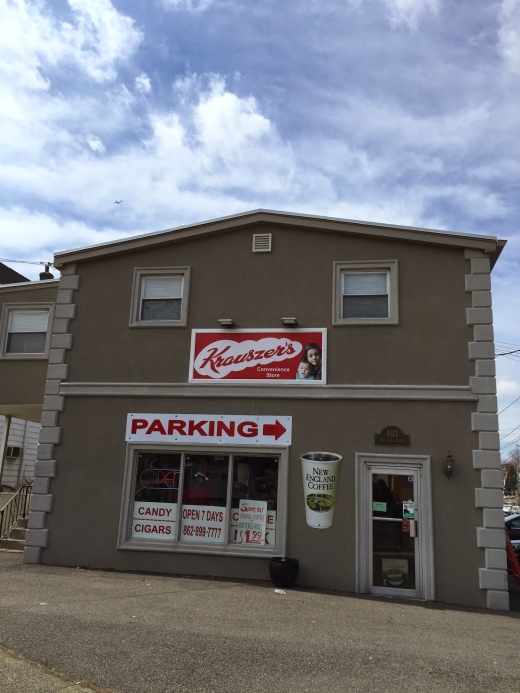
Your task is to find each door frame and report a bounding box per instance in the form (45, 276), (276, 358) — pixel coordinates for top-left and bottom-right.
(355, 453), (435, 601)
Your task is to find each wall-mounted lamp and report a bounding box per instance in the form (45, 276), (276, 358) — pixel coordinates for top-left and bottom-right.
(218, 318), (235, 328)
(443, 451), (455, 479)
(281, 317), (298, 327)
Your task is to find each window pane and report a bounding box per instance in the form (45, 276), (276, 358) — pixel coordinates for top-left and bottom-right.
(143, 276), (183, 299)
(10, 310), (49, 333)
(141, 298), (182, 321)
(343, 295), (389, 318)
(343, 273), (387, 296)
(132, 452), (181, 542)
(180, 454), (229, 544)
(229, 456), (279, 548)
(6, 332), (47, 354)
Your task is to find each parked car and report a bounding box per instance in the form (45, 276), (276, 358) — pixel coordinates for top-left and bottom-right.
(505, 514), (520, 559)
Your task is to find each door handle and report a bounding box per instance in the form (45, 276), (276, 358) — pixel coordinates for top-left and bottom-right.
(410, 520), (418, 538)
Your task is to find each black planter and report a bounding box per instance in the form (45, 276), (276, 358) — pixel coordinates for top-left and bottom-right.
(269, 557), (299, 588)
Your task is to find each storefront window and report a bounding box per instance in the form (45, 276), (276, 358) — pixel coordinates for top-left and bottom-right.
(229, 456), (278, 548)
(180, 454), (228, 544)
(122, 449), (284, 555)
(132, 452), (181, 542)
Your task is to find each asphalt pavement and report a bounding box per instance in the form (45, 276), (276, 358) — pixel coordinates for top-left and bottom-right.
(0, 551), (519, 693)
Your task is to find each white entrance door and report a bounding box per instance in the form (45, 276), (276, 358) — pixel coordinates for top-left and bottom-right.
(356, 454), (435, 601)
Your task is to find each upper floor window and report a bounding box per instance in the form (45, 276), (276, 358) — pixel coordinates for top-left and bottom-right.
(0, 303), (54, 359)
(129, 267), (191, 328)
(333, 260), (399, 325)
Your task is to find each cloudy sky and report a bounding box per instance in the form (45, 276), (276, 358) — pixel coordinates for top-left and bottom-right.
(0, 0), (519, 449)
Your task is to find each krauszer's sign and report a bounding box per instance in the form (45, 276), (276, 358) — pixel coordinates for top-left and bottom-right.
(126, 414), (292, 446)
(189, 329), (326, 383)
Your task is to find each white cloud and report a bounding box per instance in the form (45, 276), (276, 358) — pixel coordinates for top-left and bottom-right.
(498, 380), (520, 396)
(194, 78), (272, 154)
(343, 0), (440, 29)
(381, 0), (440, 29)
(498, 0), (520, 74)
(0, 0), (518, 275)
(162, 0), (215, 11)
(0, 207), (126, 260)
(0, 0), (142, 87)
(86, 134), (105, 153)
(135, 73), (152, 93)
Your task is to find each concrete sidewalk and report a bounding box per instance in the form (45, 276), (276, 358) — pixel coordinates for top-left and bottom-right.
(0, 645), (111, 693)
(0, 552), (518, 693)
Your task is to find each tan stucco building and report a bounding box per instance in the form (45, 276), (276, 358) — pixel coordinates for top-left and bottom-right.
(0, 210), (509, 609)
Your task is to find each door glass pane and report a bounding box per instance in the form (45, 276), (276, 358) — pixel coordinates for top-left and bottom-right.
(180, 454), (229, 543)
(372, 473), (416, 590)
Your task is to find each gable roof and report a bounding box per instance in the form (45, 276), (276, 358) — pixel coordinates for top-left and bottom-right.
(0, 262), (29, 284)
(53, 209), (506, 268)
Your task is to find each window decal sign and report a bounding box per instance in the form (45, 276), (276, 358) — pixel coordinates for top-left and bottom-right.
(131, 501), (177, 540)
(236, 499), (268, 546)
(229, 509), (276, 546)
(126, 414), (292, 446)
(180, 505), (226, 543)
(403, 500), (414, 519)
(189, 329), (326, 383)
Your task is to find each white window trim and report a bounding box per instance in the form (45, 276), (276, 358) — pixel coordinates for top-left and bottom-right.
(0, 302), (55, 360)
(117, 442), (289, 558)
(129, 267), (191, 328)
(332, 260), (399, 325)
(355, 452), (435, 601)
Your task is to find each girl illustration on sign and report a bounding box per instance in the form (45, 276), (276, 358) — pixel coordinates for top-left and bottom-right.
(295, 343), (323, 381)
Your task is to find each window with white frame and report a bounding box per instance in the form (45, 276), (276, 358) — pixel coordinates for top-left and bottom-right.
(0, 304), (53, 358)
(333, 260), (399, 325)
(119, 448), (285, 555)
(129, 267), (190, 327)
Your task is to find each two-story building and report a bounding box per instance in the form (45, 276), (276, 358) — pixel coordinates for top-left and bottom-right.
(0, 210), (508, 609)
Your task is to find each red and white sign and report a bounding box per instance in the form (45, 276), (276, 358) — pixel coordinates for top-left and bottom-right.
(126, 414), (292, 446)
(237, 499), (267, 546)
(189, 329), (326, 383)
(230, 508), (276, 546)
(131, 501), (177, 541)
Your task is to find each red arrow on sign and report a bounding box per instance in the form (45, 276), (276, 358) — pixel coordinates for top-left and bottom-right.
(262, 420), (286, 441)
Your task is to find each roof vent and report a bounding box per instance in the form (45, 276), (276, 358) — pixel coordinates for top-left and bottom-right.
(252, 233), (272, 253)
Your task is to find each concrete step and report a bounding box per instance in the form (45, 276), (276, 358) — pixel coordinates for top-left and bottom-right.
(16, 518), (28, 529)
(0, 538), (25, 551)
(8, 528), (27, 541)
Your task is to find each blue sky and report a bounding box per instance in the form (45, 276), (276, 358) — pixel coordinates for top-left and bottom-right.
(0, 0), (519, 450)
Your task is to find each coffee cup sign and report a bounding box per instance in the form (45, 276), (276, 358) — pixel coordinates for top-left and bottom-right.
(300, 452), (342, 529)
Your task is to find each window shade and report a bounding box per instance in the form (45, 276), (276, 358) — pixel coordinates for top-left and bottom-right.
(143, 277), (183, 299)
(343, 272), (387, 296)
(9, 311), (49, 333)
